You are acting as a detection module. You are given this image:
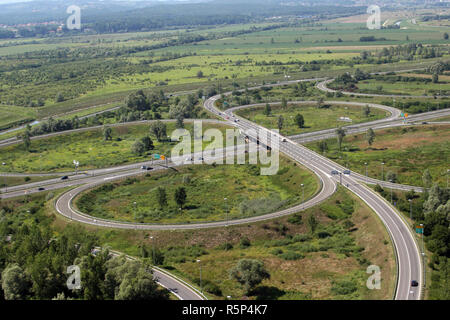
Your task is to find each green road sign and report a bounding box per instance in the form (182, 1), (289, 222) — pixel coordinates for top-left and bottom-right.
(416, 226), (424, 234)
(154, 154), (160, 159)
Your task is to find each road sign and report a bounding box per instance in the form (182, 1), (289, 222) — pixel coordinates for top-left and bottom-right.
(154, 154), (160, 159)
(161, 155), (166, 160)
(415, 226), (424, 234)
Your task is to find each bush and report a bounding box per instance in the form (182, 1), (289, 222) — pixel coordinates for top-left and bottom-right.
(331, 279), (358, 295)
(203, 282), (222, 296)
(239, 237), (251, 249)
(216, 243), (233, 250)
(287, 213), (302, 225)
(279, 251), (304, 261)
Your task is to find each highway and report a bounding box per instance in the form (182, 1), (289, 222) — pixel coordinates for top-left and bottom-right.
(205, 92), (424, 300)
(2, 72), (446, 300)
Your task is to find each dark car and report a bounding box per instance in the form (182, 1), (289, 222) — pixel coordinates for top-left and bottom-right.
(61, 176), (69, 180)
(146, 167), (153, 171)
(343, 170), (351, 175)
(38, 187), (45, 191)
(411, 280), (419, 287)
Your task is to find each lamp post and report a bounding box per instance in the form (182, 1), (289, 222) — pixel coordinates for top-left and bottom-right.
(224, 197), (228, 226)
(365, 162), (368, 177)
(301, 184), (305, 203)
(389, 180), (393, 204)
(408, 199), (413, 220)
(150, 236), (155, 264)
(2, 162), (6, 193)
(381, 162), (385, 181)
(196, 259), (202, 294)
(133, 201), (137, 224)
(420, 223), (426, 286)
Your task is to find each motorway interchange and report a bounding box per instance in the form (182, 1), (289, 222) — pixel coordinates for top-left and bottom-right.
(1, 72), (450, 300)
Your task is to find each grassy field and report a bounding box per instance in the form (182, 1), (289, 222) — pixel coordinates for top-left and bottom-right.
(2, 182), (396, 300)
(0, 122), (234, 173)
(0, 105), (37, 131)
(235, 103), (388, 136)
(0, 175), (59, 188)
(306, 124), (450, 187)
(75, 157), (319, 224)
(355, 76), (450, 96)
(60, 187), (395, 300)
(0, 14), (447, 131)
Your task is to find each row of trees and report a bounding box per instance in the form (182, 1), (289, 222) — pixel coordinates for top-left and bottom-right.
(0, 203), (169, 300)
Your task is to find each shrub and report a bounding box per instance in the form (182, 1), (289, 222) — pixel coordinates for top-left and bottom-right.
(239, 237), (251, 249)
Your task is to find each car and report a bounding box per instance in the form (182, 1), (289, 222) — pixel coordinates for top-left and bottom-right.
(61, 176), (69, 180)
(146, 167), (153, 171)
(343, 170), (351, 175)
(185, 157), (193, 162)
(411, 280), (419, 287)
(38, 187), (45, 191)
(282, 138), (287, 142)
(141, 165), (147, 170)
(198, 157), (204, 161)
(331, 170), (339, 175)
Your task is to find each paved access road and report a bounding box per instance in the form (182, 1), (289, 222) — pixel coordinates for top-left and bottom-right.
(3, 71), (442, 300)
(205, 93), (423, 300)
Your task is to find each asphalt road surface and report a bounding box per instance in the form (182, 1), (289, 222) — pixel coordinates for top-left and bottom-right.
(2, 72), (442, 300)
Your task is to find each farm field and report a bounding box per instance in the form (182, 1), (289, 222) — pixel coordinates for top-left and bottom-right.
(235, 103), (388, 136)
(75, 157), (319, 224)
(306, 124), (450, 187)
(0, 122), (235, 173)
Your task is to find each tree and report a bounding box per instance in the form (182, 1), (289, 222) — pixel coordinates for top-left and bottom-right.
(294, 113), (305, 128)
(317, 97), (324, 108)
(156, 187), (167, 209)
(432, 72), (439, 84)
(140, 136), (154, 151)
(366, 128), (375, 146)
(103, 126), (112, 141)
(363, 105), (371, 117)
(174, 187), (187, 209)
(126, 90), (149, 111)
(176, 115), (184, 129)
(131, 140), (146, 155)
(423, 169), (433, 188)
(22, 127), (31, 152)
(263, 103), (271, 116)
(277, 115), (284, 133)
(317, 140), (328, 154)
(55, 92), (64, 103)
(444, 33), (449, 40)
(281, 97), (287, 108)
(149, 121), (167, 142)
(307, 214), (318, 233)
(196, 70), (204, 78)
(386, 171), (397, 183)
(336, 127), (346, 151)
(1, 264), (30, 300)
(229, 259), (270, 294)
(105, 258), (169, 300)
